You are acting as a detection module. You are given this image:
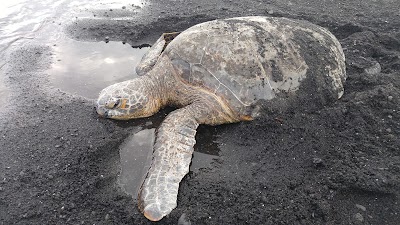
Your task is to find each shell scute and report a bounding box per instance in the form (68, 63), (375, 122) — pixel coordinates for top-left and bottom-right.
(163, 16), (346, 113)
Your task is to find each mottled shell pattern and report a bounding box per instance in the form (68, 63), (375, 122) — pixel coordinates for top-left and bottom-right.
(162, 16), (346, 115)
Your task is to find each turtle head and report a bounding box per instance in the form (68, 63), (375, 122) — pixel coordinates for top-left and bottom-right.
(96, 79), (158, 120)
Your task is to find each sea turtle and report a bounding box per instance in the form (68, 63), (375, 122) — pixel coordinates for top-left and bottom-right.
(96, 16), (346, 221)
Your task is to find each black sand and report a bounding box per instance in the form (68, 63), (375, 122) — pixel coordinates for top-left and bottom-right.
(1, 0), (399, 224)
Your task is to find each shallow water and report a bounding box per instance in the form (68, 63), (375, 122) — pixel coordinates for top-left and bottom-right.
(0, 0), (148, 101)
(48, 38), (149, 99)
(118, 128), (155, 197)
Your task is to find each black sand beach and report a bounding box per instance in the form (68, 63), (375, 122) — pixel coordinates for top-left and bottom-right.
(1, 0), (399, 224)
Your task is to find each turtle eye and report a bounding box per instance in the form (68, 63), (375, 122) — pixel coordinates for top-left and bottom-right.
(113, 99), (121, 108)
(105, 98), (120, 109)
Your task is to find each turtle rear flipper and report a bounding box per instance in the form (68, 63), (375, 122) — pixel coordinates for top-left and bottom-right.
(138, 103), (201, 221)
(136, 32), (181, 76)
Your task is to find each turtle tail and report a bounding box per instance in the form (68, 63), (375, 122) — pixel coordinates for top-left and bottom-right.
(138, 106), (199, 221)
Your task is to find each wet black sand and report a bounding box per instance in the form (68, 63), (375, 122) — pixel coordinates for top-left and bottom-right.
(1, 0), (399, 224)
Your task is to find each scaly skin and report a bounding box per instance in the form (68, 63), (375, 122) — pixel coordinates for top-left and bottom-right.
(138, 105), (199, 221)
(136, 32), (181, 76)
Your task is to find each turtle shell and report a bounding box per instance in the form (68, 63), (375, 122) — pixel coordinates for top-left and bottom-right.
(163, 16), (346, 115)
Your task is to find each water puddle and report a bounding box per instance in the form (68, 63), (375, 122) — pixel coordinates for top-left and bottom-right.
(48, 38), (149, 99)
(118, 128), (155, 197)
(118, 127), (220, 197)
(0, 0), (150, 100)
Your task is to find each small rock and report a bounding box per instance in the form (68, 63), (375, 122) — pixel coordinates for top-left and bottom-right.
(386, 128), (392, 133)
(122, 6), (126, 9)
(261, 195), (268, 202)
(364, 62), (381, 75)
(0, 187), (4, 192)
(354, 213), (364, 222)
(70, 203), (76, 209)
(267, 10), (274, 15)
(388, 96), (393, 101)
(313, 157), (323, 166)
(105, 214), (110, 220)
(105, 36), (110, 43)
(55, 145), (61, 148)
(355, 204), (366, 211)
(388, 115), (393, 119)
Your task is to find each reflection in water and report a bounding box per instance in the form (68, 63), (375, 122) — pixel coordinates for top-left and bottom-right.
(118, 127), (219, 197)
(0, 0), (150, 100)
(48, 38), (149, 99)
(118, 128), (155, 197)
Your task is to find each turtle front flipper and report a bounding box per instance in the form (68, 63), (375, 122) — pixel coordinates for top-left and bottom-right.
(138, 104), (199, 221)
(136, 32), (181, 76)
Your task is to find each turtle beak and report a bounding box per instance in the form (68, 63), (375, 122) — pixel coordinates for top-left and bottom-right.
(96, 106), (108, 118)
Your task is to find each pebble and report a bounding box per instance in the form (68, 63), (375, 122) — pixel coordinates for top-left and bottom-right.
(386, 128), (392, 133)
(313, 157), (323, 166)
(70, 203), (76, 209)
(267, 10), (274, 15)
(105, 214), (110, 220)
(388, 96), (393, 101)
(355, 204), (366, 211)
(261, 195), (268, 202)
(364, 62), (381, 75)
(354, 213), (364, 222)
